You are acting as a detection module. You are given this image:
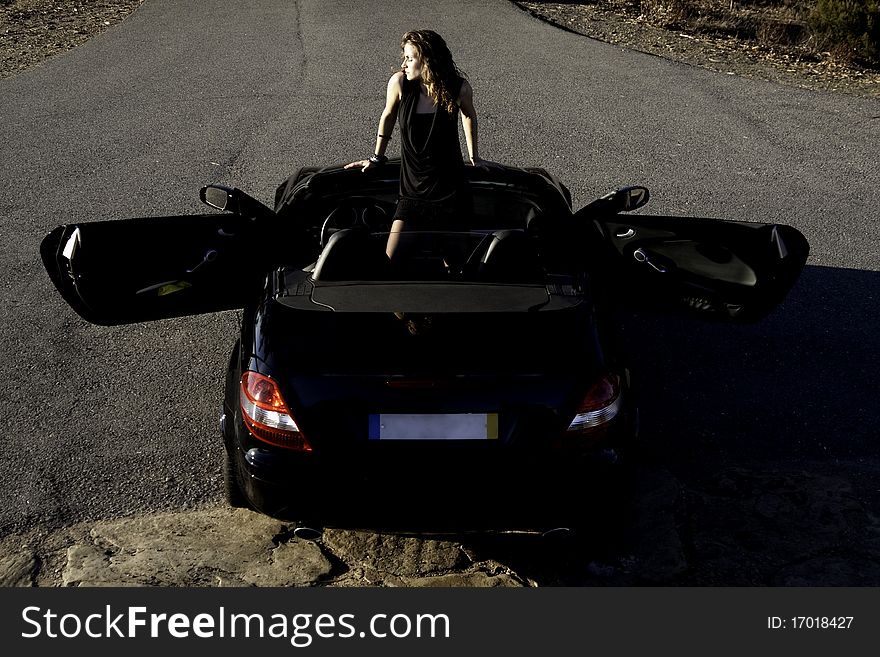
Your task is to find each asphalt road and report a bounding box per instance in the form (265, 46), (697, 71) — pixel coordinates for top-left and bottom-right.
(2, 0), (879, 572)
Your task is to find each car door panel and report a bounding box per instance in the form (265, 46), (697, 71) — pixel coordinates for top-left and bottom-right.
(587, 214), (809, 321)
(40, 213), (276, 326)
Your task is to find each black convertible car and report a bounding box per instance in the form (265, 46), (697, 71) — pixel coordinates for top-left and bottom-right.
(40, 161), (808, 533)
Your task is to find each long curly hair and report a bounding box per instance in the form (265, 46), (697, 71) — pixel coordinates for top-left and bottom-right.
(400, 30), (466, 114)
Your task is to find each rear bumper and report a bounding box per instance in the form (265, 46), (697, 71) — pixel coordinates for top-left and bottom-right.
(227, 411), (637, 529)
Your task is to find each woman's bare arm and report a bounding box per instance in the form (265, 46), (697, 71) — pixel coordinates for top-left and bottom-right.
(458, 80), (500, 170)
(345, 72), (403, 171)
(458, 80), (479, 163)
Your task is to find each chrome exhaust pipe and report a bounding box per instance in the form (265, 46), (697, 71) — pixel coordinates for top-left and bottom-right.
(541, 527), (572, 540)
(293, 525), (323, 541)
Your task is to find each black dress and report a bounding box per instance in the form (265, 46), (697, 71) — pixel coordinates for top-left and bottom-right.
(394, 75), (470, 227)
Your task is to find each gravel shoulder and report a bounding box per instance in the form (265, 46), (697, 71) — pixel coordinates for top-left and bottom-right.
(515, 1), (880, 99)
(1, 0), (144, 79)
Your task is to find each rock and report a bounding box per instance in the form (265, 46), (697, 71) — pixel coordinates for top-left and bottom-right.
(321, 529), (470, 581)
(401, 570), (524, 587)
(62, 508), (332, 587)
(0, 548), (36, 587)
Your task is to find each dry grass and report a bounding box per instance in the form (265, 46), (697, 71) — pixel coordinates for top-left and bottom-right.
(580, 0), (879, 67)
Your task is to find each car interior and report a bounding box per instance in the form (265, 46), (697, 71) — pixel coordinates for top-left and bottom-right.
(310, 187), (548, 284)
(311, 227), (545, 284)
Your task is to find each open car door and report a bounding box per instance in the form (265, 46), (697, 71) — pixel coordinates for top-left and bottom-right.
(583, 212), (809, 322)
(41, 213), (284, 326)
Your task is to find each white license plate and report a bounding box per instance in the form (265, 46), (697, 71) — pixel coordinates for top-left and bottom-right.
(368, 413), (498, 440)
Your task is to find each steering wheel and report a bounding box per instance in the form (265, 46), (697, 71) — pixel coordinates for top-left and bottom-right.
(320, 197), (396, 248)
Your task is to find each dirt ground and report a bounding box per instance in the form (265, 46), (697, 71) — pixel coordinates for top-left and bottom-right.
(0, 0), (143, 79)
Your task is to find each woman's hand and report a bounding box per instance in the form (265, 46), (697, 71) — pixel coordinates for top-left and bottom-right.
(344, 159), (377, 173)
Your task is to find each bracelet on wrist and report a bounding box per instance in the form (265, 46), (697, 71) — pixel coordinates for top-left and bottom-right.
(369, 154), (387, 165)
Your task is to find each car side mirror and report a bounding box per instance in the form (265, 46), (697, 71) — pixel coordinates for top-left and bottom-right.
(617, 186), (649, 212)
(577, 185), (650, 218)
(199, 184), (274, 219)
(598, 186), (649, 212)
(200, 185), (233, 211)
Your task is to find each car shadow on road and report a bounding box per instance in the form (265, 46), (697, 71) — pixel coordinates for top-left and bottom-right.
(545, 263), (880, 585)
(314, 265), (880, 586)
(619, 264), (879, 470)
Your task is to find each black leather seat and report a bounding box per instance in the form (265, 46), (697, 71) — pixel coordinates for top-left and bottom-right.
(475, 229), (544, 283)
(311, 229), (392, 282)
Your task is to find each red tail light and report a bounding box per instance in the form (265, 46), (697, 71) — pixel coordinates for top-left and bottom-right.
(565, 372), (622, 436)
(239, 372), (312, 451)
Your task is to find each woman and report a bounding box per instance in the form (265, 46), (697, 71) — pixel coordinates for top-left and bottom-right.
(345, 29), (499, 265)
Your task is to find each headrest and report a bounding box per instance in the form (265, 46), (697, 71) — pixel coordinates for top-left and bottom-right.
(478, 229), (543, 283)
(312, 229), (392, 282)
